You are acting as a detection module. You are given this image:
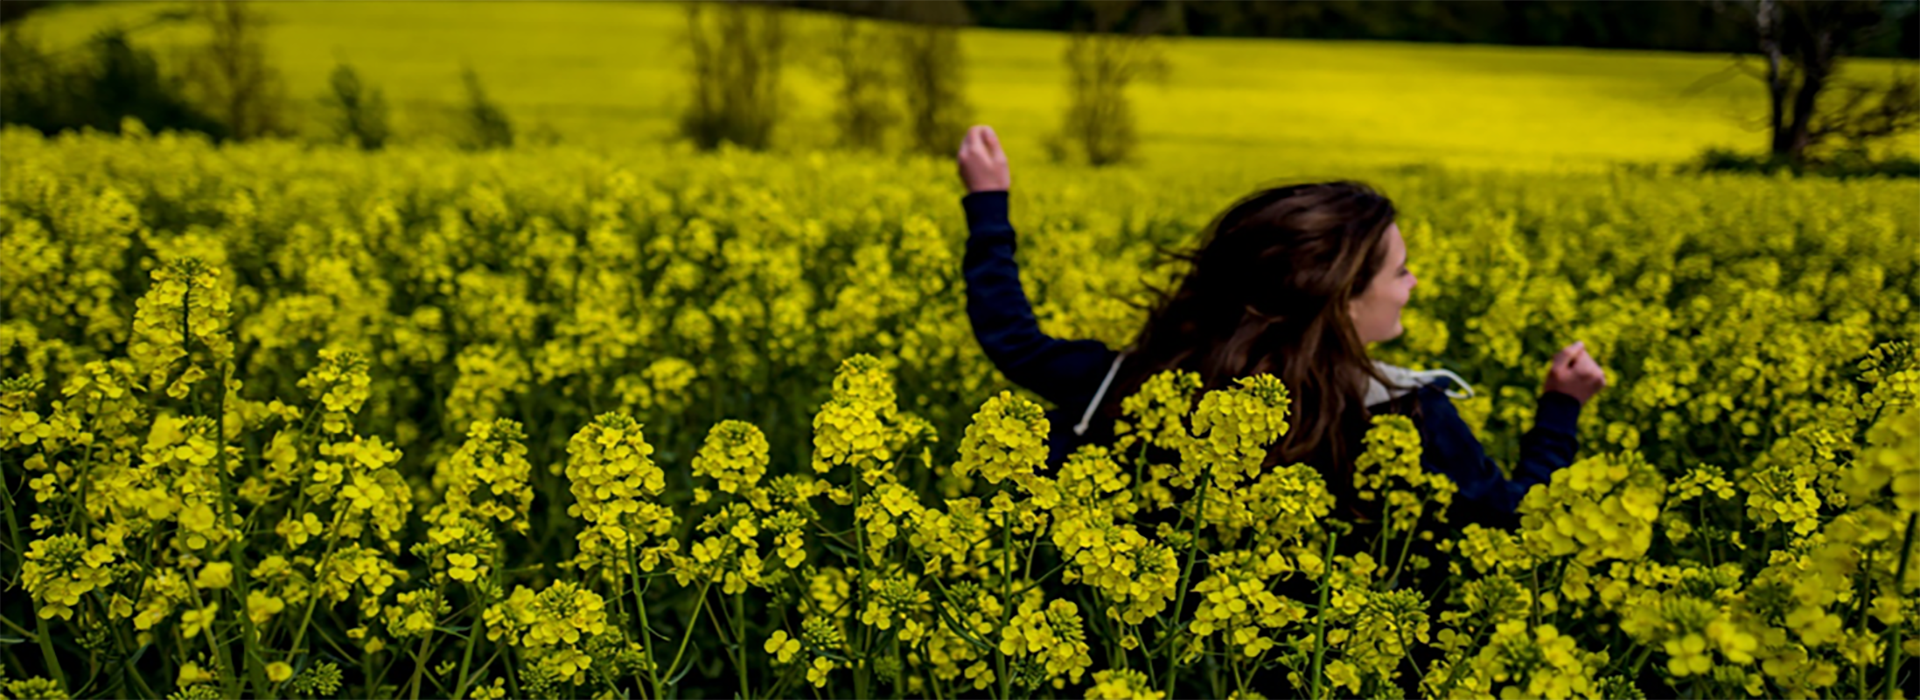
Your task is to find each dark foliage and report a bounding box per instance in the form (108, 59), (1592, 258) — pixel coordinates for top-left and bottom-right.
(319, 61), (391, 150)
(0, 26), (228, 140)
(783, 0), (1918, 59)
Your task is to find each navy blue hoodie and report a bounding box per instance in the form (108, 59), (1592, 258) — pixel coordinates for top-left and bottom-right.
(960, 190), (1583, 527)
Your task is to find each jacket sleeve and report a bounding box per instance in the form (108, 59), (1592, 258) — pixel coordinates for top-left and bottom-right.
(1416, 383), (1583, 528)
(961, 190), (1118, 411)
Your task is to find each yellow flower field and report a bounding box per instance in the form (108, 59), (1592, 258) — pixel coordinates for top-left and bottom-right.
(0, 103), (1916, 698)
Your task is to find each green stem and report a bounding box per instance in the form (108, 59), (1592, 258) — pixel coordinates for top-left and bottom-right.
(997, 503), (1013, 700)
(408, 628), (433, 700)
(1882, 514), (1914, 700)
(182, 583), (237, 699)
(1699, 498), (1715, 567)
(1308, 530), (1339, 700)
(662, 580), (713, 689)
(1133, 621), (1157, 689)
(1161, 470), (1213, 699)
(1626, 642), (1653, 678)
(630, 545), (663, 700)
(0, 614), (32, 638)
(450, 582), (484, 700)
(851, 463), (871, 700)
(1386, 495), (1431, 589)
(1857, 549), (1875, 699)
(1529, 565), (1542, 632)
(361, 638), (376, 700)
(1227, 617), (1246, 694)
(211, 372), (272, 698)
(1394, 622), (1430, 688)
(1376, 512), (1393, 582)
(283, 511), (348, 660)
(734, 592), (750, 700)
(0, 461), (67, 689)
(1130, 441), (1149, 502)
(701, 584), (749, 696)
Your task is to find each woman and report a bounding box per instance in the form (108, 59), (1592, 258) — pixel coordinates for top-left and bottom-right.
(955, 124), (1606, 529)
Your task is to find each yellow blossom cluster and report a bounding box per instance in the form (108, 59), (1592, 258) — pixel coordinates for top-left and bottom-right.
(1518, 452), (1666, 566)
(692, 419), (771, 494)
(1180, 374), (1291, 489)
(1354, 414), (1457, 533)
(1461, 621), (1608, 700)
(1204, 463), (1334, 556)
(1085, 668), (1163, 700)
(312, 435), (413, 551)
(22, 534), (117, 620)
(1843, 405), (1919, 514)
(3, 125), (1916, 700)
(999, 593), (1094, 689)
(955, 390), (1050, 488)
(1114, 369), (1204, 458)
(1188, 551), (1308, 657)
(298, 349), (372, 435)
(564, 411), (677, 572)
(434, 418), (536, 532)
(127, 258), (234, 400)
(1051, 447), (1180, 624)
(812, 354), (901, 474)
(484, 581), (610, 686)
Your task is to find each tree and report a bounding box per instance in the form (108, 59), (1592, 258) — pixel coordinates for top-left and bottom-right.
(318, 61), (391, 150)
(0, 24), (226, 139)
(680, 2), (787, 151)
(178, 1), (291, 140)
(1901, 0), (1920, 57)
(85, 29), (212, 136)
(0, 1), (54, 26)
(887, 0), (973, 157)
(822, 14), (896, 151)
(1046, 1), (1173, 167)
(809, 1), (972, 155)
(1705, 0), (1920, 165)
(456, 65), (513, 151)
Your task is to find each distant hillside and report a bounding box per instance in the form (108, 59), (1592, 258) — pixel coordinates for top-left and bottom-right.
(8, 0), (1917, 171)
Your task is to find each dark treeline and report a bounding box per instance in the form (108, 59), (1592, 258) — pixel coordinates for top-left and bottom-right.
(7, 0), (1916, 57)
(781, 0), (1920, 59)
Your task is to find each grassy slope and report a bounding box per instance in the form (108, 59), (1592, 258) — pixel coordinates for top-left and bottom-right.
(12, 0), (1919, 173)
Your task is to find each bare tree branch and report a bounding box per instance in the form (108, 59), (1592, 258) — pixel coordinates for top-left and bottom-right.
(1705, 0), (1915, 165)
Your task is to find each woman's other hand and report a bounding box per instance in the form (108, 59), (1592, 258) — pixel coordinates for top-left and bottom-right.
(1544, 340), (1606, 405)
(958, 125), (1010, 193)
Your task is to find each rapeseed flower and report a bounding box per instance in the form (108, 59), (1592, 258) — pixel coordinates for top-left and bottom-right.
(1518, 452), (1665, 566)
(955, 390), (1049, 487)
(999, 594), (1092, 689)
(21, 534), (116, 620)
(693, 420), (771, 493)
(564, 411), (677, 574)
(437, 418), (536, 532)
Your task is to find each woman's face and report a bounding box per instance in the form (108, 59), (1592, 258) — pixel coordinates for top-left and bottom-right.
(1348, 223), (1416, 345)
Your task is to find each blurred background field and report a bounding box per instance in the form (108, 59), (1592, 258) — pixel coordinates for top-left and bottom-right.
(5, 3), (1920, 699)
(8, 0), (1915, 173)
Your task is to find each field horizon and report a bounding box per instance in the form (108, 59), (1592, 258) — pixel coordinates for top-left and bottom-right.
(9, 0), (1918, 174)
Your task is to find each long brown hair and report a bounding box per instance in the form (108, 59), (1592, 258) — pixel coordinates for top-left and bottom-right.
(1096, 180), (1401, 479)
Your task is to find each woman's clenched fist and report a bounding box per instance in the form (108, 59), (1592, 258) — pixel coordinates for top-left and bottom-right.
(957, 125), (1010, 194)
(1544, 340), (1607, 405)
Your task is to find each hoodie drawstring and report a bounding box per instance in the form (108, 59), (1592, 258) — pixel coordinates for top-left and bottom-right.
(1075, 351), (1130, 436)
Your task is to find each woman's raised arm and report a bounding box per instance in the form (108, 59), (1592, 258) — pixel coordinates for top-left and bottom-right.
(957, 125), (1116, 412)
(961, 190), (1119, 411)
